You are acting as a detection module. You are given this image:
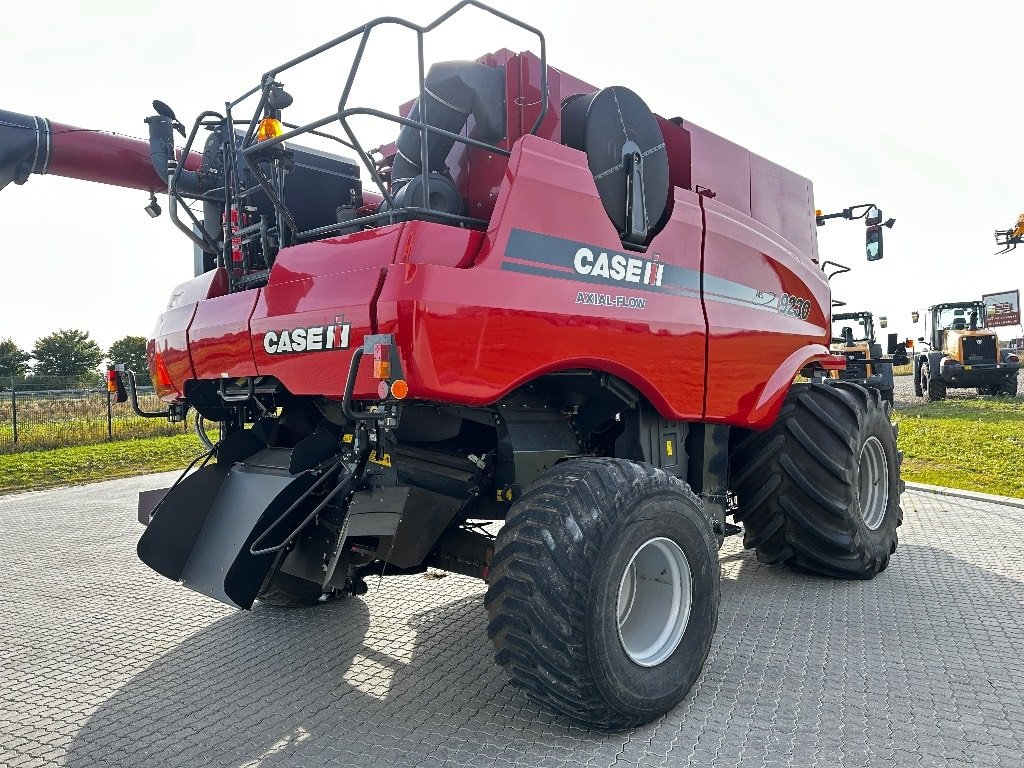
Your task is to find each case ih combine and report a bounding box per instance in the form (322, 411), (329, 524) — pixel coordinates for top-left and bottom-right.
(0, 2), (903, 728)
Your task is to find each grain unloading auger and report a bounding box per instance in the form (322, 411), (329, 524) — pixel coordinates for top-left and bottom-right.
(0, 1), (904, 729)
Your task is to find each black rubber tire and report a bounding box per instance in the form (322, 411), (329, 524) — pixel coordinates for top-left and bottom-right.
(922, 362), (946, 402)
(256, 571), (332, 608)
(485, 458), (720, 729)
(730, 382), (903, 579)
(881, 387), (894, 409)
(997, 375), (1018, 397)
(977, 386), (995, 396)
(913, 363), (923, 397)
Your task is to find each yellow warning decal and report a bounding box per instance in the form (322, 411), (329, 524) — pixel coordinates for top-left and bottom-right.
(666, 439), (673, 457)
(369, 453), (392, 468)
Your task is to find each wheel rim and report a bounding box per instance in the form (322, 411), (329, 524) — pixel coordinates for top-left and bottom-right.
(616, 536), (692, 667)
(858, 436), (889, 530)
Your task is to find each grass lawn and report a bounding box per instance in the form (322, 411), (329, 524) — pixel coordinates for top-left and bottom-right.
(0, 433), (207, 495)
(894, 397), (1024, 498)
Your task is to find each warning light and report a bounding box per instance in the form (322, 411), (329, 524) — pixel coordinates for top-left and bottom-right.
(106, 367), (118, 393)
(390, 379), (409, 400)
(153, 353), (173, 388)
(256, 117), (285, 142)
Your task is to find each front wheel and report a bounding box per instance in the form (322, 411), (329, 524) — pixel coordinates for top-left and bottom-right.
(730, 382), (903, 579)
(997, 375), (1018, 397)
(485, 458), (720, 729)
(922, 362), (946, 402)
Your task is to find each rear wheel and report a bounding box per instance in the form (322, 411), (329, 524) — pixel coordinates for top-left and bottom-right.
(922, 362), (946, 402)
(730, 382), (903, 579)
(913, 363), (923, 397)
(485, 458), (720, 729)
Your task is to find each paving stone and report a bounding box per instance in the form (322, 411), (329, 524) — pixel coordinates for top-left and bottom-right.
(0, 474), (1022, 767)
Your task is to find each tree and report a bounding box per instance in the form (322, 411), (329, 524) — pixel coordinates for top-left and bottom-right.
(0, 338), (31, 378)
(108, 335), (151, 386)
(32, 329), (104, 384)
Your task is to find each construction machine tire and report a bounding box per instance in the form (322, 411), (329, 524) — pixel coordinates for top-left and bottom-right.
(730, 382), (902, 580)
(977, 386), (995, 396)
(913, 365), (923, 397)
(922, 362), (946, 402)
(881, 387), (894, 409)
(996, 375), (1018, 397)
(256, 571), (335, 608)
(485, 458), (719, 729)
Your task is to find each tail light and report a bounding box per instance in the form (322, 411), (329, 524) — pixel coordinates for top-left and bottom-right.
(153, 353), (173, 388)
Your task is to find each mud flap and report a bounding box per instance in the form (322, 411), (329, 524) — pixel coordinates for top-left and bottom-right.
(137, 450), (318, 610)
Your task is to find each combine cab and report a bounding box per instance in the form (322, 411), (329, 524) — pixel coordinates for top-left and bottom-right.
(913, 301), (1019, 400)
(0, 1), (905, 729)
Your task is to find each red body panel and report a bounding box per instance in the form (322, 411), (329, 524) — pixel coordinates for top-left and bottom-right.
(145, 56), (829, 429)
(148, 304), (196, 400)
(189, 291), (261, 379)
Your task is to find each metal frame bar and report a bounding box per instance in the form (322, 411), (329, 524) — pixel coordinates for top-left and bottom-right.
(227, 1), (546, 247)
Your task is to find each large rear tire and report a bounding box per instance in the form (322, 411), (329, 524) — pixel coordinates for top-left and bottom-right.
(730, 382), (903, 579)
(485, 458), (720, 729)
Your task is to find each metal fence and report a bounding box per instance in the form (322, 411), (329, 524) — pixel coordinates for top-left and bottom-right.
(0, 377), (187, 454)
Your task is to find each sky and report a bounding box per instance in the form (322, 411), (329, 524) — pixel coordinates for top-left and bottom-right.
(1, 0), (1022, 355)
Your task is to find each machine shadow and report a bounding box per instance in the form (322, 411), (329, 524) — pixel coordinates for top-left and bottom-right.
(63, 579), (577, 768)
(65, 544), (1023, 767)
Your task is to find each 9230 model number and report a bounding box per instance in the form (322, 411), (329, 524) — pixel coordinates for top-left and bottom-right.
(777, 293), (811, 320)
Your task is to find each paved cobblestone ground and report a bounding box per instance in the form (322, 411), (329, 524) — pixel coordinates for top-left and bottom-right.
(1, 474), (1022, 767)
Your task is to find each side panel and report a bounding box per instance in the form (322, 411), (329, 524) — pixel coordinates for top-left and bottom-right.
(702, 198), (830, 427)
(149, 303), (197, 400)
(378, 135), (707, 418)
(189, 291), (261, 379)
(250, 267), (383, 398)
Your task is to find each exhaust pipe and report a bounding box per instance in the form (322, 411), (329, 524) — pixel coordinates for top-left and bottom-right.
(0, 107), (201, 194)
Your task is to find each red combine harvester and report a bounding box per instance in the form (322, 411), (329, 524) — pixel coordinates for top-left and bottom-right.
(0, 2), (902, 728)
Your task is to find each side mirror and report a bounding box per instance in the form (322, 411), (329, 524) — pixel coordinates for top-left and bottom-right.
(911, 311), (920, 323)
(917, 336), (925, 342)
(879, 316), (888, 328)
(866, 224), (883, 261)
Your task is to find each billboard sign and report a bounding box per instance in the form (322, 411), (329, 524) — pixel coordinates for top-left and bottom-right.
(982, 290), (1020, 327)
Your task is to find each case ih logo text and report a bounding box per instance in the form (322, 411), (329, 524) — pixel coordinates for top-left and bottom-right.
(573, 247), (664, 287)
(263, 323), (351, 355)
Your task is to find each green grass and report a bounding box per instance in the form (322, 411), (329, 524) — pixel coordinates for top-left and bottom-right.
(894, 397), (1024, 498)
(0, 433), (208, 495)
(3, 397), (1021, 501)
